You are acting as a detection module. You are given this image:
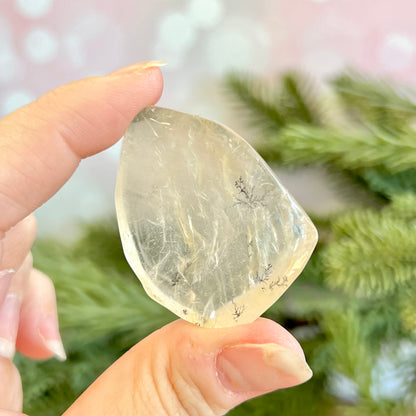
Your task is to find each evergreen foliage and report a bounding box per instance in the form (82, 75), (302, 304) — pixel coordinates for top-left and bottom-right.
(19, 71), (416, 415)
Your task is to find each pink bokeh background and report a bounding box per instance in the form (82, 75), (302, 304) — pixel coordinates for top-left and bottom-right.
(0, 0), (415, 235)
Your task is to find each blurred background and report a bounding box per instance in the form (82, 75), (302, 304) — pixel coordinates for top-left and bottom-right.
(1, 0), (415, 237)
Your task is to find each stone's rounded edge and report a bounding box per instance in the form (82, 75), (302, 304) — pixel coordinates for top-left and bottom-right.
(115, 105), (206, 326)
(299, 205), (319, 258)
(132, 105), (158, 123)
(115, 214), (200, 326)
(115, 187), (198, 326)
(307, 216), (319, 250)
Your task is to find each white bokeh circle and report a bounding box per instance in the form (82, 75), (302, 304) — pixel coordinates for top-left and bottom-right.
(379, 33), (414, 72)
(302, 48), (345, 76)
(0, 50), (22, 84)
(0, 14), (23, 83)
(15, 0), (54, 19)
(187, 0), (224, 29)
(25, 28), (58, 64)
(62, 7), (126, 71)
(158, 12), (196, 53)
(2, 90), (35, 115)
(206, 18), (270, 75)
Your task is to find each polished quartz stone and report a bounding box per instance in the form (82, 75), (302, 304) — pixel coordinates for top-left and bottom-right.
(115, 106), (318, 328)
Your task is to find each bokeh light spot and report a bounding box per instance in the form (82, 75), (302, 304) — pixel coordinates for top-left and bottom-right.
(206, 20), (270, 74)
(0, 15), (22, 83)
(188, 0), (224, 29)
(25, 28), (58, 64)
(379, 33), (414, 72)
(303, 48), (345, 76)
(63, 8), (126, 72)
(15, 0), (53, 19)
(0, 49), (22, 83)
(158, 12), (196, 53)
(2, 90), (35, 115)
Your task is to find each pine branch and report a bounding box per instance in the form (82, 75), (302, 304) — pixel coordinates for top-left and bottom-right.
(361, 168), (416, 199)
(323, 198), (416, 298)
(400, 285), (416, 333)
(224, 72), (322, 137)
(331, 72), (416, 131)
(224, 72), (286, 134)
(335, 399), (416, 416)
(357, 299), (404, 346)
(274, 124), (416, 173)
(322, 309), (374, 395)
(280, 71), (322, 126)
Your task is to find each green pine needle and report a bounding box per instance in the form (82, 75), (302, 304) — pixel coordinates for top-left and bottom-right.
(324, 201), (416, 298)
(224, 72), (286, 134)
(275, 124), (416, 173)
(332, 72), (416, 131)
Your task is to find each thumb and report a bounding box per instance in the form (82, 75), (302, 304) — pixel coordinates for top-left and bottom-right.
(63, 318), (312, 416)
(0, 358), (22, 413)
(0, 61), (163, 235)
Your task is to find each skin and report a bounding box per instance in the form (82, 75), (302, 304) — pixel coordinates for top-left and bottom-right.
(0, 62), (312, 416)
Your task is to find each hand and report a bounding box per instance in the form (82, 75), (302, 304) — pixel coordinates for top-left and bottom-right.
(0, 62), (312, 416)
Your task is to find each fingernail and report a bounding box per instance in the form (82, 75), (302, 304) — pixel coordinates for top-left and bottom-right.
(0, 337), (15, 360)
(0, 293), (21, 360)
(43, 339), (67, 361)
(39, 315), (67, 361)
(217, 343), (313, 393)
(0, 269), (15, 304)
(110, 60), (167, 76)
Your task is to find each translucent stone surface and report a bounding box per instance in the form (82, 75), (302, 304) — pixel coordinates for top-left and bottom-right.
(115, 106), (318, 328)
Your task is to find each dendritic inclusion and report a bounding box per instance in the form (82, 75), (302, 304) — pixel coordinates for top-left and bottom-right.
(115, 106), (318, 328)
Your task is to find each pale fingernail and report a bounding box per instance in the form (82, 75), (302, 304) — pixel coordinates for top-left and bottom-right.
(0, 293), (21, 360)
(110, 60), (167, 76)
(0, 337), (15, 360)
(39, 315), (67, 361)
(0, 269), (15, 304)
(43, 339), (67, 361)
(217, 343), (313, 393)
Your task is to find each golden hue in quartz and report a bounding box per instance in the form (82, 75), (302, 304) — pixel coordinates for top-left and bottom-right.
(115, 106), (318, 328)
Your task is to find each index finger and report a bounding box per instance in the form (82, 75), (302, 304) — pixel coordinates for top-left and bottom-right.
(0, 62), (164, 235)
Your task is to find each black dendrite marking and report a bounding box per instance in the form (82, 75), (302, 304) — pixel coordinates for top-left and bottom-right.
(256, 263), (273, 283)
(248, 239), (254, 258)
(269, 275), (289, 290)
(232, 301), (246, 320)
(234, 176), (266, 208)
(171, 261), (192, 287)
(170, 273), (182, 286)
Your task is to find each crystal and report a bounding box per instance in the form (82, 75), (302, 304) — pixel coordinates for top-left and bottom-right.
(115, 106), (318, 328)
